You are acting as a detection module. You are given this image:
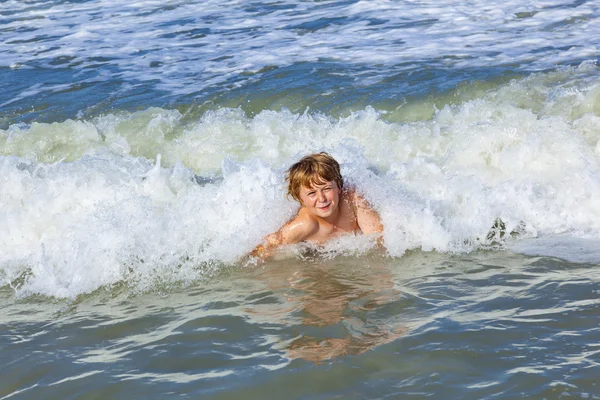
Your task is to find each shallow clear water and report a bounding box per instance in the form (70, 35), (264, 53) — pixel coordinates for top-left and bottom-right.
(2, 0), (600, 398)
(2, 251), (599, 399)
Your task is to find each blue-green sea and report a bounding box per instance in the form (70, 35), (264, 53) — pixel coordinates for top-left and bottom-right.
(2, 1), (600, 398)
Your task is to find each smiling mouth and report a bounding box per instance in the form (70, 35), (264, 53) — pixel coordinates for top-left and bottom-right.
(318, 204), (331, 211)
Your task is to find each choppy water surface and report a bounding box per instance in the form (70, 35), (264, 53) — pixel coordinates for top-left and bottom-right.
(2, 0), (600, 398)
(1, 0), (599, 124)
(2, 251), (599, 399)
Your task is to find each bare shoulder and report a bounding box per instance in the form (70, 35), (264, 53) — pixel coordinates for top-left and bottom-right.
(267, 209), (319, 245)
(348, 187), (371, 208)
(340, 185), (373, 214)
(349, 187), (384, 235)
(286, 208), (320, 242)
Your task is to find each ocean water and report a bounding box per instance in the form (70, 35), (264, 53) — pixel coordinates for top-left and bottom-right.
(2, 0), (600, 398)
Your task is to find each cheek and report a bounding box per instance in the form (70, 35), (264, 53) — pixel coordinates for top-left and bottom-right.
(300, 195), (314, 205)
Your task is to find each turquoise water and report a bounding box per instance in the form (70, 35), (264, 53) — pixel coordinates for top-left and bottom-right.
(2, 1), (600, 398)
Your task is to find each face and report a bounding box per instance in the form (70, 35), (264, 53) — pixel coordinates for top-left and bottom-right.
(299, 180), (341, 220)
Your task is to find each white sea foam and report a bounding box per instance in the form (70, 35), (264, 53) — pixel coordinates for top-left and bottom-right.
(2, 66), (600, 298)
(1, 151), (295, 298)
(0, 0), (598, 101)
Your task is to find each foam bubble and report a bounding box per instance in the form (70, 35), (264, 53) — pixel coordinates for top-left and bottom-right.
(0, 152), (294, 298)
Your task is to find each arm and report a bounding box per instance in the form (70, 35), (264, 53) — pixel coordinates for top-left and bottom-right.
(353, 192), (384, 238)
(251, 212), (318, 259)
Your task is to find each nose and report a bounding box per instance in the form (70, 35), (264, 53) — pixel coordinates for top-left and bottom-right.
(317, 190), (326, 202)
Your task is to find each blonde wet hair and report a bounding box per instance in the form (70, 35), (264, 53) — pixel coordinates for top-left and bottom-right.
(286, 152), (344, 203)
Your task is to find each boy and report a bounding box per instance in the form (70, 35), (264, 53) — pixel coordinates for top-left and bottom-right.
(252, 152), (384, 258)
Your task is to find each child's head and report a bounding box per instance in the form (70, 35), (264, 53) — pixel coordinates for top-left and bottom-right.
(286, 152), (344, 203)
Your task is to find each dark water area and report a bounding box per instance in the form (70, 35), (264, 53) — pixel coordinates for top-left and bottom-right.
(2, 61), (527, 129)
(3, 0), (598, 127)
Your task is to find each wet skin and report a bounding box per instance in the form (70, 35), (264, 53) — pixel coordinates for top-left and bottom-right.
(251, 180), (384, 258)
